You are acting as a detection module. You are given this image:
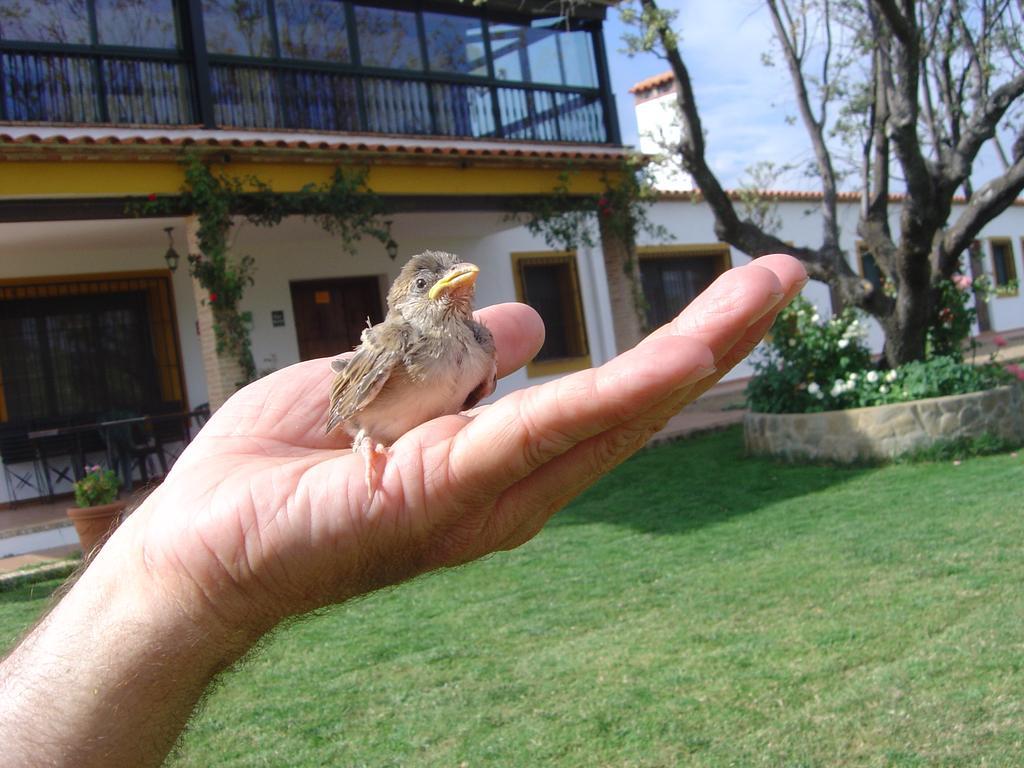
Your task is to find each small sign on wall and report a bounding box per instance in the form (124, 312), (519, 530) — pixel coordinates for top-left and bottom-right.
(314, 290), (331, 304)
(271, 310), (285, 327)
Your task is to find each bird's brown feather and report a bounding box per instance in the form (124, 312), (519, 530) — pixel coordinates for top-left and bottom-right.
(325, 322), (407, 434)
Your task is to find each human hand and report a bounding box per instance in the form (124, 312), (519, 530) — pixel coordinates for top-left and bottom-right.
(112, 254), (807, 643)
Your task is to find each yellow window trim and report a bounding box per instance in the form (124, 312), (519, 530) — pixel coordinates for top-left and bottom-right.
(637, 243), (731, 269)
(511, 250), (592, 378)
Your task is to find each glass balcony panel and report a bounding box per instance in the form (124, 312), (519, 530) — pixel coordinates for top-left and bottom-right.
(0, 0), (90, 44)
(102, 59), (191, 124)
(210, 64), (280, 127)
(490, 19), (597, 88)
(202, 0), (273, 57)
(95, 0), (178, 49)
(363, 77), (430, 134)
(275, 0), (350, 63)
(2, 51), (99, 121)
(422, 12), (485, 76)
(277, 68), (359, 131)
(354, 6), (422, 71)
(430, 82), (494, 137)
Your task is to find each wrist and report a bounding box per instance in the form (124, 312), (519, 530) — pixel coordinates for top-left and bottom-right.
(112, 489), (277, 665)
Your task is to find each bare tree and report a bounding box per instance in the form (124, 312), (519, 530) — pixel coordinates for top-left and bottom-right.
(624, 0), (1024, 365)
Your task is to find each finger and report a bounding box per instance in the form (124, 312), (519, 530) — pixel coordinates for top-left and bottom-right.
(445, 335), (718, 502)
(483, 382), (699, 555)
(475, 302), (545, 379)
(645, 255), (805, 350)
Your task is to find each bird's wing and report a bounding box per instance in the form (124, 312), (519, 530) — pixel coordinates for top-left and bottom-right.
(326, 323), (405, 433)
(462, 320), (498, 410)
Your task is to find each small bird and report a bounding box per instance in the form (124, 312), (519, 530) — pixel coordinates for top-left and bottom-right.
(326, 250), (498, 499)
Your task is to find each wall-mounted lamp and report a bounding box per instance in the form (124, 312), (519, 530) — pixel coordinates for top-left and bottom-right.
(386, 238), (399, 261)
(163, 226), (181, 272)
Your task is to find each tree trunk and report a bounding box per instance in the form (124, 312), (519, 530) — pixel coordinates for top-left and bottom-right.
(597, 214), (646, 353)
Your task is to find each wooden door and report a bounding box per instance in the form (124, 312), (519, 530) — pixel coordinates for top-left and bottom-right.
(290, 276), (384, 361)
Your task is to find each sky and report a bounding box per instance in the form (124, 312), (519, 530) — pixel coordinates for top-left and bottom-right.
(601, 1), (807, 189)
(598, 1), (1012, 191)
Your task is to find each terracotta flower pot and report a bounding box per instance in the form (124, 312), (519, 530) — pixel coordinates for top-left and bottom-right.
(66, 501), (127, 557)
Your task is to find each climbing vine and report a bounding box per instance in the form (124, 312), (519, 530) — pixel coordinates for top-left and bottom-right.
(130, 153), (394, 385)
(507, 158), (666, 329)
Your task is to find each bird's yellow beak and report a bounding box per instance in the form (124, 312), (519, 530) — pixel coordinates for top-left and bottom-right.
(428, 263), (480, 300)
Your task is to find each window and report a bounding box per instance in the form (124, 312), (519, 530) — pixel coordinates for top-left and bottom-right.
(0, 273), (185, 426)
(423, 11), (485, 75)
(276, 0), (350, 63)
(0, 0), (91, 44)
(1, 0), (189, 124)
(857, 243), (885, 295)
(354, 5), (422, 71)
(96, 0), (177, 49)
(2, 1), (612, 141)
(490, 18), (597, 87)
(201, 0), (273, 56)
(990, 238), (1018, 295)
(639, 245), (730, 330)
(512, 252), (590, 377)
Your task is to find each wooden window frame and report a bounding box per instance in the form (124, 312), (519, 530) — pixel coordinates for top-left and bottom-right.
(511, 250), (591, 378)
(990, 237), (1019, 297)
(0, 269), (187, 424)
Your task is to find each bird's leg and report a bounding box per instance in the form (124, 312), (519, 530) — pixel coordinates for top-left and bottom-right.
(353, 429), (389, 502)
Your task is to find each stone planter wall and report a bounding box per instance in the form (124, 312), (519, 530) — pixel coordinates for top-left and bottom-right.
(744, 385), (1024, 463)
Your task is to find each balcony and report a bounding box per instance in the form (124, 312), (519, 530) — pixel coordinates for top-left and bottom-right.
(0, 0), (617, 145)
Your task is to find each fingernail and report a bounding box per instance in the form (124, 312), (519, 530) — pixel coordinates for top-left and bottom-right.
(752, 291), (786, 323)
(681, 364), (718, 387)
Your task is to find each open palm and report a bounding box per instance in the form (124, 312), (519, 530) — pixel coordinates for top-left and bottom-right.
(130, 255), (807, 629)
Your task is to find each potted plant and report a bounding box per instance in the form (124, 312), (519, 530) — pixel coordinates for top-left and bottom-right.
(67, 465), (125, 556)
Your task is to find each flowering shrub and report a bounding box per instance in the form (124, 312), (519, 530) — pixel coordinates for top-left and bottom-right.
(746, 297), (872, 413)
(73, 465), (121, 508)
(747, 296), (1013, 414)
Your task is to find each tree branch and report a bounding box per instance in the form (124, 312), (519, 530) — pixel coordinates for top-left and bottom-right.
(947, 72), (1024, 183)
(940, 140), (1024, 272)
(636, 0), (862, 296)
(873, 0), (913, 42)
(766, 0), (841, 251)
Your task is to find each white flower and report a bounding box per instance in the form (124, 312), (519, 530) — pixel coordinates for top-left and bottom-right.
(885, 370), (898, 383)
(866, 371), (879, 383)
(789, 338), (797, 347)
(808, 382), (821, 396)
(848, 372), (859, 382)
(811, 313), (821, 323)
(838, 338), (850, 349)
(879, 385), (889, 394)
(830, 383), (845, 397)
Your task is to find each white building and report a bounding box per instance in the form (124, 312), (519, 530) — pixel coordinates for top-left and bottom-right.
(628, 71), (1024, 367)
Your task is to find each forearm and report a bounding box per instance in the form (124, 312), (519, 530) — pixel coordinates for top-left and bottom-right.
(0, 505), (266, 768)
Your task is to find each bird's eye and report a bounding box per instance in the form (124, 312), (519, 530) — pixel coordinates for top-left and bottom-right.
(415, 278), (427, 290)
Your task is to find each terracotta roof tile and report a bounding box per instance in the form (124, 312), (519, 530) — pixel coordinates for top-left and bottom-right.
(0, 127), (629, 165)
(629, 70), (675, 94)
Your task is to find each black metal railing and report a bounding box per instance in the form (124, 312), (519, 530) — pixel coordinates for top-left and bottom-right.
(1, 44), (610, 142)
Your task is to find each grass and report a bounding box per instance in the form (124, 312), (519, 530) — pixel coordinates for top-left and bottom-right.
(3, 427), (1024, 766)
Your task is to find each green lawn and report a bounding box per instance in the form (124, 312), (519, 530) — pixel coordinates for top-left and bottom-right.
(4, 428), (1024, 766)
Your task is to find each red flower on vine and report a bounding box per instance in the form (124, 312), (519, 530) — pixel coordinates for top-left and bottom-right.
(209, 292), (218, 303)
(147, 193), (157, 202)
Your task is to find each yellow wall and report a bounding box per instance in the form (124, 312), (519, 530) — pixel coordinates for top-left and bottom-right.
(0, 160), (615, 198)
